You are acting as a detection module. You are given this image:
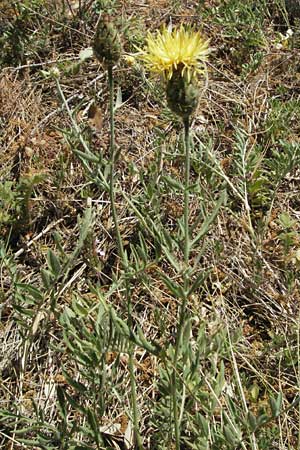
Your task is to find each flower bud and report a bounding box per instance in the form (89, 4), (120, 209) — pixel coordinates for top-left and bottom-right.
(49, 66), (61, 79)
(93, 14), (121, 68)
(166, 67), (199, 119)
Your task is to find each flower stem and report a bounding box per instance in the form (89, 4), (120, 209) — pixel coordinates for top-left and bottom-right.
(107, 66), (143, 450)
(108, 66), (125, 263)
(171, 116), (191, 450)
(183, 116), (190, 273)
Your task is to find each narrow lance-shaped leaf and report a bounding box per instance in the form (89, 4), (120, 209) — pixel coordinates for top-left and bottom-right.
(47, 249), (61, 277)
(191, 191), (226, 247)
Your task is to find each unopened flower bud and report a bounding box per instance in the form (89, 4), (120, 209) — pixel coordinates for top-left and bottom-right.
(166, 67), (199, 119)
(93, 14), (121, 68)
(49, 66), (61, 79)
(124, 54), (135, 66)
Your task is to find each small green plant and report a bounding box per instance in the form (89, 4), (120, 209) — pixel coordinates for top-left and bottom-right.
(277, 211), (298, 253)
(202, 0), (268, 73)
(0, 173), (45, 236)
(266, 98), (300, 143)
(0, 0), (46, 66)
(0, 181), (16, 227)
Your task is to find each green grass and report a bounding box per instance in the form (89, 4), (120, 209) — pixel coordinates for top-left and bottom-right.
(1, 0), (300, 449)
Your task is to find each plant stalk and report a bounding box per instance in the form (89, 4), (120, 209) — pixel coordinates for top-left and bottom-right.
(108, 66), (125, 263)
(108, 65), (143, 450)
(183, 117), (191, 272)
(171, 116), (191, 450)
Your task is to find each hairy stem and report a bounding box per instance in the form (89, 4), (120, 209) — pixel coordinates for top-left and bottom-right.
(108, 66), (125, 263)
(108, 65), (143, 450)
(183, 117), (191, 272)
(171, 116), (191, 450)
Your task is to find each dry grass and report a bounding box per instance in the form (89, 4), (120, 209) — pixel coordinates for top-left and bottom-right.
(1, 1), (300, 449)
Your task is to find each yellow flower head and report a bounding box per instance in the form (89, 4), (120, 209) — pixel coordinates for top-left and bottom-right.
(138, 25), (210, 82)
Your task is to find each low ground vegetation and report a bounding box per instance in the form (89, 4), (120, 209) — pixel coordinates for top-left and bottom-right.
(1, 0), (300, 449)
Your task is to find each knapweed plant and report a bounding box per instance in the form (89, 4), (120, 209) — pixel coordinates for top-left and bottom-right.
(18, 15), (286, 450)
(137, 25), (223, 449)
(93, 14), (145, 450)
